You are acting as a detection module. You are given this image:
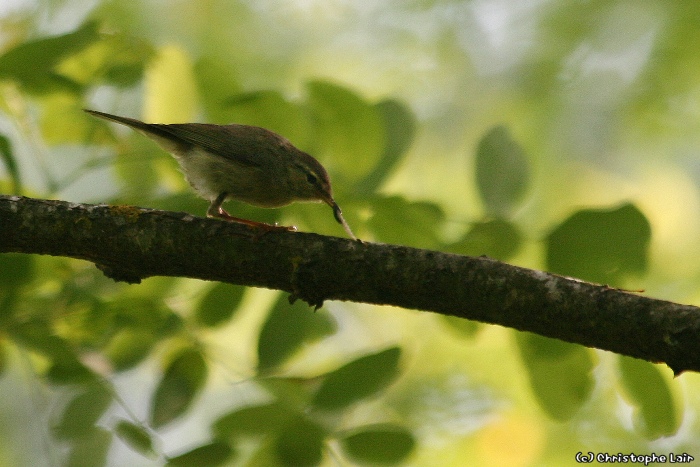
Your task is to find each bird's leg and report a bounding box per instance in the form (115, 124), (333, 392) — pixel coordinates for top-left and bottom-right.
(207, 193), (297, 232)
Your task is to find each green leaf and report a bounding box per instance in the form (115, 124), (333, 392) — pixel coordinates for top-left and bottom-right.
(100, 35), (154, 87)
(0, 135), (21, 193)
(354, 99), (416, 195)
(150, 348), (208, 428)
(475, 125), (530, 217)
(0, 290), (18, 325)
(545, 203), (651, 284)
(195, 282), (246, 327)
(109, 297), (182, 332)
(167, 441), (234, 466)
(53, 385), (113, 439)
(446, 218), (523, 260)
(274, 416), (326, 467)
(65, 427), (112, 467)
(46, 360), (96, 384)
(105, 328), (158, 371)
(440, 315), (482, 338)
(103, 298), (182, 371)
(213, 402), (293, 440)
(618, 356), (681, 439)
(9, 319), (72, 357)
(516, 333), (595, 421)
(0, 341), (7, 376)
(8, 319), (95, 384)
(366, 195), (444, 248)
(53, 32), (153, 88)
(0, 21), (101, 94)
(0, 253), (35, 288)
(306, 80), (385, 182)
(115, 420), (155, 457)
(340, 425), (415, 465)
(257, 295), (337, 373)
(312, 347), (402, 411)
(255, 376), (317, 415)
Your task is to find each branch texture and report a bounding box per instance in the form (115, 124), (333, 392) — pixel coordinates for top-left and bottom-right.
(2, 195), (700, 374)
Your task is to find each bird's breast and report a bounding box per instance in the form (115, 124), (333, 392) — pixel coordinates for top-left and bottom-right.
(174, 147), (294, 207)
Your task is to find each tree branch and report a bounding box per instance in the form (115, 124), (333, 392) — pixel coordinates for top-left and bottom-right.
(2, 195), (700, 374)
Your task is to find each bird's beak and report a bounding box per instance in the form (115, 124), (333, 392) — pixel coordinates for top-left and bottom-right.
(321, 195), (343, 224)
(322, 195), (357, 240)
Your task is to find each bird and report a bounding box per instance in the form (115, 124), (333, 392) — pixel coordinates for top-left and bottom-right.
(84, 109), (357, 239)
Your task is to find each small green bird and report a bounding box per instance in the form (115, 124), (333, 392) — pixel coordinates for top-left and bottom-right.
(85, 109), (356, 239)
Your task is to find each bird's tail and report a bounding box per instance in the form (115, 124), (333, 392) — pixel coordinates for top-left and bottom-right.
(83, 109), (158, 132)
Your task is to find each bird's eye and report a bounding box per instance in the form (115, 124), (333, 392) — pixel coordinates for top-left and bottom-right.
(306, 173), (318, 185)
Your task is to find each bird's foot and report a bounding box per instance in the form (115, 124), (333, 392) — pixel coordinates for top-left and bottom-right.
(208, 208), (297, 236)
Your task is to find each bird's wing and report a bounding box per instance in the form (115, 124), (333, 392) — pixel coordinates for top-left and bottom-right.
(157, 124), (264, 168)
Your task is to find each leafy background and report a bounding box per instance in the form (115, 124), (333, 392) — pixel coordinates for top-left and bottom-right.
(1, 1), (700, 466)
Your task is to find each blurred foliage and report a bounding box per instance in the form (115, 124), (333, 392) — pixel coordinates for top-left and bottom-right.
(150, 347), (208, 428)
(311, 347), (402, 411)
(546, 203), (651, 285)
(0, 134), (20, 193)
(516, 333), (596, 422)
(257, 294), (338, 373)
(618, 356), (681, 439)
(0, 21), (101, 94)
(0, 2), (699, 466)
(475, 125), (530, 219)
(340, 425), (416, 465)
(166, 442), (234, 467)
(114, 420), (155, 458)
(195, 283), (246, 327)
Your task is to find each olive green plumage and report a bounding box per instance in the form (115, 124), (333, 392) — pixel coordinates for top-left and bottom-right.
(84, 109), (356, 239)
